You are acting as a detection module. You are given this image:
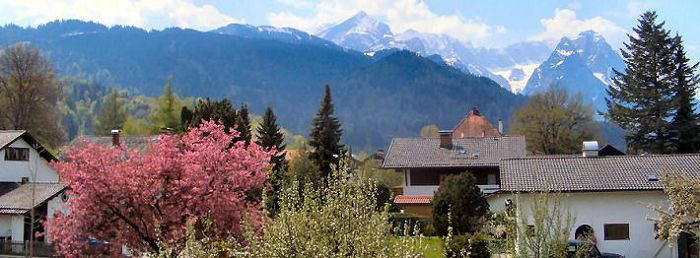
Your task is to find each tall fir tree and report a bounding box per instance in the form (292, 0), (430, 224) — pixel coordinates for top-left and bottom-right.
(150, 76), (181, 131)
(256, 107), (287, 216)
(606, 11), (677, 154)
(236, 103), (252, 146)
(309, 85), (344, 179)
(96, 89), (127, 135)
(669, 35), (700, 153)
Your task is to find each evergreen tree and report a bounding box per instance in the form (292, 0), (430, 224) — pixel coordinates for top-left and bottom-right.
(309, 85), (343, 178)
(150, 76), (181, 131)
(669, 35), (700, 153)
(606, 11), (677, 154)
(184, 98), (236, 132)
(236, 103), (252, 146)
(256, 107), (287, 216)
(179, 106), (193, 132)
(432, 172), (489, 236)
(96, 89), (127, 134)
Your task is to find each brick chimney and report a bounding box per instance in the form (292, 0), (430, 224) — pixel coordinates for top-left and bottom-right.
(438, 130), (453, 149)
(111, 129), (120, 146)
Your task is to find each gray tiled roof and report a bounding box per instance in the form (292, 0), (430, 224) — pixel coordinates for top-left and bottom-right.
(382, 136), (527, 168)
(500, 154), (700, 192)
(0, 130), (26, 150)
(0, 183), (67, 214)
(66, 135), (160, 151)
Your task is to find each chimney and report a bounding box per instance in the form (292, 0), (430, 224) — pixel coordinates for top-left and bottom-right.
(582, 141), (599, 157)
(438, 130), (453, 149)
(498, 119), (503, 135)
(160, 127), (175, 135)
(111, 129), (121, 146)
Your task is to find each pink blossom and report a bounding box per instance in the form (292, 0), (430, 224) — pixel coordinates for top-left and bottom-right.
(49, 120), (271, 257)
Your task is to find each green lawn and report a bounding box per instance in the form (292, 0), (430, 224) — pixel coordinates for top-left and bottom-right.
(420, 237), (445, 258)
(391, 236), (444, 257)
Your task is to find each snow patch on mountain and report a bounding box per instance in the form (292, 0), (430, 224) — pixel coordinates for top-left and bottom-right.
(492, 63), (540, 94)
(316, 11), (552, 93)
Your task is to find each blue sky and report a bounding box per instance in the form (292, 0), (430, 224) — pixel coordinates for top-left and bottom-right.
(0, 0), (698, 61)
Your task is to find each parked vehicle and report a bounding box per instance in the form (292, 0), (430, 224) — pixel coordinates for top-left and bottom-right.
(567, 240), (624, 258)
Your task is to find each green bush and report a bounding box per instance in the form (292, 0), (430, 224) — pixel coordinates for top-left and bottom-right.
(389, 214), (434, 236)
(433, 172), (490, 236)
(445, 233), (492, 258)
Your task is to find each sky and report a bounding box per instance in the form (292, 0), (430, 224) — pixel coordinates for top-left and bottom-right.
(0, 0), (698, 61)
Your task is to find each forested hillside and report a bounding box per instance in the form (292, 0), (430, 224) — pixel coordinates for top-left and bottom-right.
(0, 20), (527, 150)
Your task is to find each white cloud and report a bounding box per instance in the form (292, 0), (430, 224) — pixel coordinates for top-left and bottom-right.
(274, 0), (314, 9)
(532, 8), (626, 48)
(0, 0), (243, 31)
(266, 0), (500, 44)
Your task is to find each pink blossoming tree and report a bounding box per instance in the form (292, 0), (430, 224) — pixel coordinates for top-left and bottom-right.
(49, 121), (271, 257)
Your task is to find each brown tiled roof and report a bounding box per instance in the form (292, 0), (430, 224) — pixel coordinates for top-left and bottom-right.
(394, 195), (433, 204)
(452, 108), (501, 138)
(0, 183), (67, 214)
(500, 154), (700, 192)
(382, 136), (526, 168)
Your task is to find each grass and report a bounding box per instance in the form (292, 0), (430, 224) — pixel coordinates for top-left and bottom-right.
(420, 236), (445, 258)
(391, 236), (444, 257)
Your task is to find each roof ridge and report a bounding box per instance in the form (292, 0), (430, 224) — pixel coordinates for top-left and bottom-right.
(504, 153), (700, 161)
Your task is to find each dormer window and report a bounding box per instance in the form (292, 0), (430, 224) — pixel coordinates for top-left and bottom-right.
(4, 147), (29, 161)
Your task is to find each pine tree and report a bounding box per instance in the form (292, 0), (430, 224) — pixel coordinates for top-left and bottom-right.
(256, 107), (287, 216)
(150, 76), (181, 131)
(606, 11), (677, 154)
(179, 106), (193, 132)
(96, 89), (127, 134)
(236, 103), (252, 146)
(185, 98), (237, 132)
(669, 35), (700, 153)
(309, 85), (343, 178)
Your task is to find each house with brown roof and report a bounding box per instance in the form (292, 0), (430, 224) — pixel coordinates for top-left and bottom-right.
(489, 141), (699, 258)
(382, 108), (525, 217)
(0, 130), (68, 252)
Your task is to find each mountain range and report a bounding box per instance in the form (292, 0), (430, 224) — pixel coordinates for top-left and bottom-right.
(524, 31), (625, 111)
(315, 11), (625, 107)
(0, 19), (526, 151)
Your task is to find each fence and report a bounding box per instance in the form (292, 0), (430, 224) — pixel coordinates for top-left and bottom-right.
(0, 240), (55, 257)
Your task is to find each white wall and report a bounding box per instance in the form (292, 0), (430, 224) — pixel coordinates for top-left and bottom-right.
(0, 139), (59, 182)
(10, 215), (23, 242)
(488, 191), (677, 258)
(0, 216), (11, 238)
(46, 193), (69, 243)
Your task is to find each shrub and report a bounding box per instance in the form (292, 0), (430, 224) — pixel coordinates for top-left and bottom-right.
(247, 157), (423, 257)
(389, 214), (435, 236)
(433, 172), (490, 236)
(445, 232), (492, 258)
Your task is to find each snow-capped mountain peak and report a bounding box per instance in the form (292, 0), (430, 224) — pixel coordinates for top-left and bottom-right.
(316, 11), (394, 51)
(523, 30), (625, 111)
(212, 23), (337, 48)
(316, 11), (551, 92)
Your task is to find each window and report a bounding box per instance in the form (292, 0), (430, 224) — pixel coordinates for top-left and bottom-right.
(4, 148), (29, 161)
(487, 173), (497, 185)
(604, 224), (629, 240)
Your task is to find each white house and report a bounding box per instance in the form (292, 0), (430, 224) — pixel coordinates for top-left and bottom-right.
(0, 130), (67, 248)
(489, 143), (700, 258)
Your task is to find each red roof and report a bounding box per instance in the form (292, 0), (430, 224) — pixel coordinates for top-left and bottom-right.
(452, 107), (501, 138)
(394, 195), (433, 205)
